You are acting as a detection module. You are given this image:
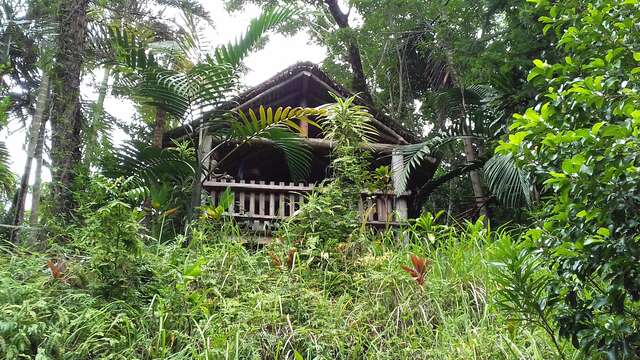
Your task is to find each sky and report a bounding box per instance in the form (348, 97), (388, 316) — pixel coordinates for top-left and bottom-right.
(2, 1), (327, 190)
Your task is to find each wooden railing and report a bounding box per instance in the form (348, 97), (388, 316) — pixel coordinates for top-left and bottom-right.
(203, 178), (409, 232)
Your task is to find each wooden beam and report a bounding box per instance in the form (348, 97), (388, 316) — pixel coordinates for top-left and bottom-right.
(300, 73), (310, 137)
(204, 180), (315, 192)
(233, 72), (307, 111)
(205, 136), (436, 161)
(304, 72), (409, 145)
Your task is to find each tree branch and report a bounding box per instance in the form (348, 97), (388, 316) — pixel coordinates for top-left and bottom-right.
(413, 158), (487, 209)
(323, 0), (373, 105)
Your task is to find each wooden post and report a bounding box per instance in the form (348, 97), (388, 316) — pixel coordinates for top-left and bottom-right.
(269, 181), (275, 218)
(300, 74), (309, 137)
(200, 134), (214, 183)
(279, 182), (285, 218)
(239, 180), (245, 214)
(258, 181), (266, 216)
(289, 182), (296, 216)
(300, 120), (309, 137)
(391, 150), (408, 219)
(391, 149), (404, 193)
(188, 128), (213, 223)
(249, 180), (256, 215)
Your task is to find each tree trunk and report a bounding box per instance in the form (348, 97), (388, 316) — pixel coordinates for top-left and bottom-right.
(462, 136), (489, 219)
(29, 72), (51, 243)
(29, 106), (48, 245)
(458, 84), (489, 220)
(84, 65), (111, 165)
(10, 73), (49, 242)
(49, 0), (89, 218)
(142, 108), (167, 225)
(324, 0), (374, 105)
(152, 109), (166, 148)
(94, 66), (110, 123)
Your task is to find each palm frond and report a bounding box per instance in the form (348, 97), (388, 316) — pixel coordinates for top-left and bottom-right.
(429, 85), (498, 138)
(213, 6), (295, 67)
(483, 153), (532, 208)
(394, 136), (455, 194)
(108, 26), (158, 71)
(0, 142), (15, 197)
(108, 25), (238, 119)
(211, 106), (323, 180)
(117, 61), (237, 120)
(104, 142), (196, 188)
(260, 127), (312, 180)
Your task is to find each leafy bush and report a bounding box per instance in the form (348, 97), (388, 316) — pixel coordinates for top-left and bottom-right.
(73, 176), (151, 298)
(496, 0), (640, 356)
(277, 96), (377, 262)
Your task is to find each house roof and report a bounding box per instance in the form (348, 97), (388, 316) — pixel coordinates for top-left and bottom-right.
(163, 61), (420, 144)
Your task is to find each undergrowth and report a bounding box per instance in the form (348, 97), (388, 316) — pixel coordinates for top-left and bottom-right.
(0, 213), (570, 359)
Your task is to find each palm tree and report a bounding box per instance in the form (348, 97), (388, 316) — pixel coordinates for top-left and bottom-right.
(397, 84), (535, 216)
(106, 6), (322, 224)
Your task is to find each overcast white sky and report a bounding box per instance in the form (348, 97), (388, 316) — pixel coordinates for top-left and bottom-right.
(2, 1), (327, 188)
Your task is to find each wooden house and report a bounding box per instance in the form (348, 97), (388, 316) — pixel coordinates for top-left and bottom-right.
(164, 62), (438, 233)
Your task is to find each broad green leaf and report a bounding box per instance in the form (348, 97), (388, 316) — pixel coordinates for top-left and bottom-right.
(533, 59), (547, 69)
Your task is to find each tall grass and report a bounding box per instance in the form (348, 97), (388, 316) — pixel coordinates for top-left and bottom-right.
(0, 217), (571, 359)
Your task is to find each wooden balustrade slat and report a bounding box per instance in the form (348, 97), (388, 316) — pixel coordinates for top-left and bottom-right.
(259, 181), (265, 216)
(289, 183), (295, 216)
(204, 179), (410, 196)
(377, 197), (386, 222)
(269, 193), (275, 217)
(368, 198), (375, 222)
(278, 181), (285, 218)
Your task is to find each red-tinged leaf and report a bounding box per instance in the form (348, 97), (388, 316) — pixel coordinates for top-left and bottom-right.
(411, 254), (428, 273)
(402, 254), (430, 286)
(268, 252), (282, 269)
(47, 260), (64, 279)
(286, 248), (297, 269)
(401, 265), (419, 278)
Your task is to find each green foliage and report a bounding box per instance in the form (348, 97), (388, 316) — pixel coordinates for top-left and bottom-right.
(278, 95), (378, 257)
(0, 95), (14, 198)
(214, 6), (295, 67)
(108, 6), (296, 120)
(0, 213), (568, 359)
(74, 176), (150, 298)
(483, 153), (532, 208)
(318, 94), (377, 184)
(495, 0), (640, 356)
(490, 234), (567, 358)
(213, 105), (324, 180)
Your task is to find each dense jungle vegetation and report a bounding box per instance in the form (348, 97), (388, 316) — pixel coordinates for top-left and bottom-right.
(0, 0), (639, 358)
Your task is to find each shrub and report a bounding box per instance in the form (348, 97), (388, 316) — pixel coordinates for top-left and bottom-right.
(496, 0), (640, 356)
(277, 96), (377, 265)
